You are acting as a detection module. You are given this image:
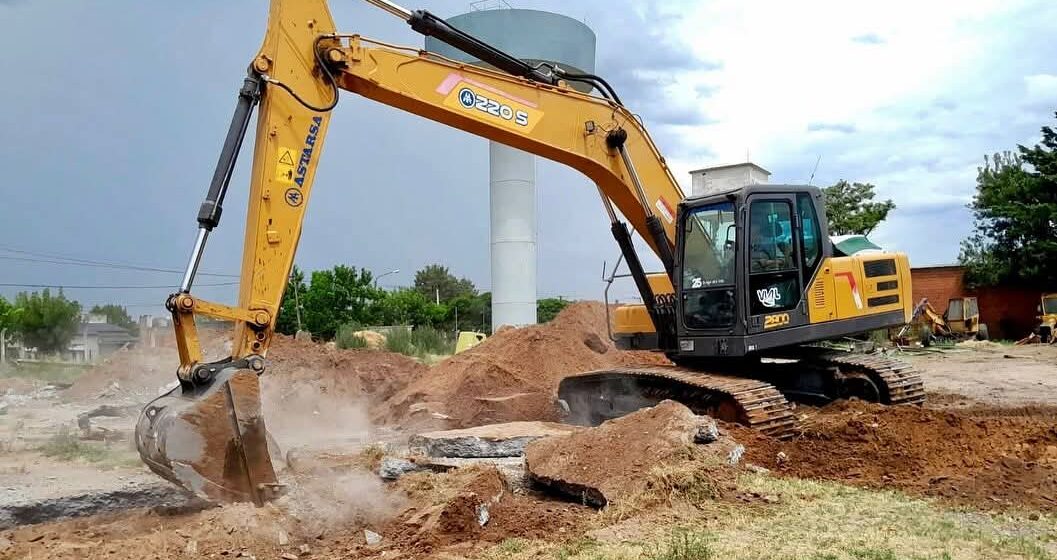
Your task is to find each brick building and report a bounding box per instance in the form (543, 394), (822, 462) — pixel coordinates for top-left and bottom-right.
(910, 265), (1042, 340)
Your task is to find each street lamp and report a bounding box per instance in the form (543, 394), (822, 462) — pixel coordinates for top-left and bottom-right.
(374, 269), (400, 287)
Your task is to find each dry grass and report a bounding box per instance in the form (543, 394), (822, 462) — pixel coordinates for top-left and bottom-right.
(472, 473), (1056, 560)
(601, 452), (729, 524)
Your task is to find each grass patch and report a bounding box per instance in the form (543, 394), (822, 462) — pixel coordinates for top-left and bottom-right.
(1, 362), (88, 384)
(384, 326), (454, 360)
(355, 443), (387, 471)
(38, 427), (108, 462)
(555, 537), (601, 560)
(645, 529), (714, 560)
(517, 474), (1055, 560)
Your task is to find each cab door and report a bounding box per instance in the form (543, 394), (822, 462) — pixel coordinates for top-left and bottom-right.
(744, 195), (808, 332)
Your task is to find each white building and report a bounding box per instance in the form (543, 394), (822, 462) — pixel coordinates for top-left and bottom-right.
(689, 163), (771, 197)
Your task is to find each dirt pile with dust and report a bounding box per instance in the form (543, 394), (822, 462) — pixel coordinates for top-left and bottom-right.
(264, 335), (428, 404)
(738, 400), (1057, 511)
(384, 302), (669, 428)
(526, 400), (742, 508)
(0, 464), (589, 560)
(65, 332), (427, 404)
(65, 328), (231, 401)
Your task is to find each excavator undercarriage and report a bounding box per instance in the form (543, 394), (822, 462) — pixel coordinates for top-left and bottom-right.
(559, 349), (926, 438)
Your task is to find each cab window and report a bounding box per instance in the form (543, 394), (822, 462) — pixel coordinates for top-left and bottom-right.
(681, 202), (736, 329)
(797, 193), (821, 277)
(748, 200), (799, 315)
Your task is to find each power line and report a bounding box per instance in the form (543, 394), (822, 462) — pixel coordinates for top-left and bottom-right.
(0, 282), (238, 290)
(0, 246), (238, 278)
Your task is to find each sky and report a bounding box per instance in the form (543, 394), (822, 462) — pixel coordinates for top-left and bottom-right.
(0, 0), (1055, 318)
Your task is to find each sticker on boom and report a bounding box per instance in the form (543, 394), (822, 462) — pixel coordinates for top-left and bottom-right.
(444, 82), (541, 133)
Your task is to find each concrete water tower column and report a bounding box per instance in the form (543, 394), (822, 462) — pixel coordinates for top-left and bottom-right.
(425, 7), (596, 331)
(489, 143), (536, 327)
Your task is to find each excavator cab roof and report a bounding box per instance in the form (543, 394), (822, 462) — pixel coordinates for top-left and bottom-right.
(680, 184), (823, 207)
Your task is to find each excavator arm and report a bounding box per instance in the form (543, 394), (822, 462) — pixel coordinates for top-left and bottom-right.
(135, 0), (684, 503)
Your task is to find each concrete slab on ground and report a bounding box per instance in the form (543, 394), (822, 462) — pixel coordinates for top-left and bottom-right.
(409, 421), (580, 458)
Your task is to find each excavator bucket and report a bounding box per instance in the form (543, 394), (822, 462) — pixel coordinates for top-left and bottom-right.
(135, 365), (281, 505)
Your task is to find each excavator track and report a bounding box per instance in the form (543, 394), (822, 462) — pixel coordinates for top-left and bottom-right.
(805, 350), (927, 405)
(558, 366), (798, 438)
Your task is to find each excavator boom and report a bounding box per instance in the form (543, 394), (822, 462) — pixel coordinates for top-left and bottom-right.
(136, 0), (684, 503)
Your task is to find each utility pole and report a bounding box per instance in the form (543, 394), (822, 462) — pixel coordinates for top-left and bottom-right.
(292, 277), (303, 332)
(435, 288), (440, 305)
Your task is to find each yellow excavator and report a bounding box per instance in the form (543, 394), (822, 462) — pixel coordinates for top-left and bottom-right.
(135, 0), (925, 504)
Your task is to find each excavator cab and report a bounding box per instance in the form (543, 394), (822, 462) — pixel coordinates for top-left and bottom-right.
(613, 185), (913, 360)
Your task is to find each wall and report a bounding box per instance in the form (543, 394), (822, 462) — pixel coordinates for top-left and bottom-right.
(910, 266), (964, 309)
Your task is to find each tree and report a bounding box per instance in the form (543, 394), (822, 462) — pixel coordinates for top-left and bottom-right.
(300, 265), (385, 339)
(414, 264), (476, 303)
(958, 115), (1057, 288)
(13, 289), (81, 355)
(822, 180), (896, 236)
(537, 297), (571, 323)
(275, 266), (307, 336)
(0, 295), (15, 333)
(446, 292), (490, 332)
(375, 288), (434, 327)
(89, 304), (139, 337)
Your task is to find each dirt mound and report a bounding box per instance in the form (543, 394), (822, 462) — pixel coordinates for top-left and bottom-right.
(65, 328), (231, 402)
(373, 465), (588, 555)
(65, 332), (427, 405)
(738, 400), (1057, 511)
(266, 335), (427, 404)
(383, 302), (668, 428)
(526, 400), (741, 508)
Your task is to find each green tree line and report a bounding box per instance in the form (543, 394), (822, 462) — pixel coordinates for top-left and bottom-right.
(275, 263), (571, 340)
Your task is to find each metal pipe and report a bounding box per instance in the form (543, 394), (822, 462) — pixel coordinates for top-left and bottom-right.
(596, 185), (618, 224)
(617, 144), (675, 277)
(363, 0), (412, 21)
(617, 145), (653, 216)
(180, 228), (210, 293)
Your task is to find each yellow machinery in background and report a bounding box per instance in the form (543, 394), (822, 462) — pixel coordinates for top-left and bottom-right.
(455, 331), (487, 354)
(899, 297), (987, 346)
(1038, 293), (1057, 343)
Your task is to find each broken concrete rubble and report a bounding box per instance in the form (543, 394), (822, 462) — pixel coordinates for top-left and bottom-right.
(409, 421), (579, 458)
(378, 457), (429, 480)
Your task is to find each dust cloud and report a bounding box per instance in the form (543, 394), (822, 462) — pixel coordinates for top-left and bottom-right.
(260, 380), (403, 534)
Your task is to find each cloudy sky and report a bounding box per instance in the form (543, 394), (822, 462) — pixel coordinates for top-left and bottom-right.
(0, 0), (1055, 317)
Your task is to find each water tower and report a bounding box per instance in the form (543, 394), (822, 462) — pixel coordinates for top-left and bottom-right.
(425, 2), (596, 331)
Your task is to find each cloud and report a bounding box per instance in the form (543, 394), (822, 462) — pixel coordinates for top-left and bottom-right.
(1024, 73), (1057, 105)
(851, 33), (885, 45)
(807, 122), (857, 134)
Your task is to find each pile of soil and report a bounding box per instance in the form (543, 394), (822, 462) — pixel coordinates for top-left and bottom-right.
(383, 302), (668, 428)
(265, 335), (428, 405)
(65, 327), (231, 401)
(738, 400), (1057, 511)
(372, 465), (587, 556)
(526, 400), (741, 508)
(65, 332), (427, 406)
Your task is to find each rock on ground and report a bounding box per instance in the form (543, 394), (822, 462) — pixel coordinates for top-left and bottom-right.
(525, 400), (739, 507)
(409, 421), (580, 458)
